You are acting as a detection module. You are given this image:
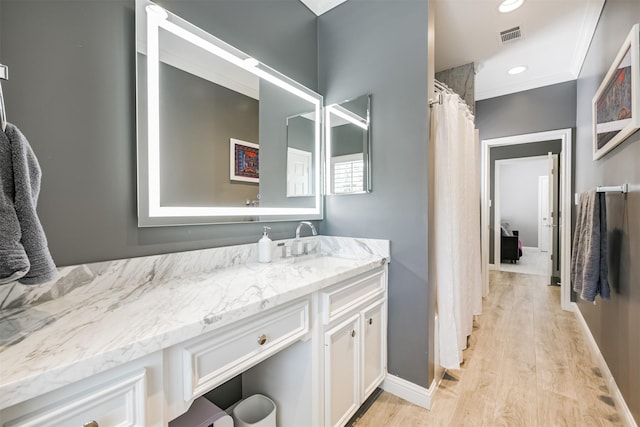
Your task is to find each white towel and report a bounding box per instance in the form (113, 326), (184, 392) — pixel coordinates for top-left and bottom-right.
(0, 123), (57, 285)
(570, 189), (609, 302)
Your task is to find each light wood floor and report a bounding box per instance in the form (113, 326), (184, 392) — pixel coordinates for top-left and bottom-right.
(353, 271), (624, 427)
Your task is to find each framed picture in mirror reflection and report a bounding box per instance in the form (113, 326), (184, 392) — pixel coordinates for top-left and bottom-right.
(230, 138), (259, 183)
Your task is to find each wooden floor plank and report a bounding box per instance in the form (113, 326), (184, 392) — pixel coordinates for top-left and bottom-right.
(353, 270), (626, 427)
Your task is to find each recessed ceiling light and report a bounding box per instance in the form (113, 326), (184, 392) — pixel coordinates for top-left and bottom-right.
(499, 0), (524, 13)
(508, 65), (527, 75)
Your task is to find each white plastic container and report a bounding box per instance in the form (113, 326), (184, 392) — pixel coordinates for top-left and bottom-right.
(257, 226), (272, 263)
(232, 394), (276, 427)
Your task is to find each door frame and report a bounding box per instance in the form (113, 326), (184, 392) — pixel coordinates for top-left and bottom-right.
(538, 175), (550, 253)
(481, 129), (573, 311)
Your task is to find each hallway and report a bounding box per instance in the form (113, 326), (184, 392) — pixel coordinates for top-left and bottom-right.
(354, 271), (624, 426)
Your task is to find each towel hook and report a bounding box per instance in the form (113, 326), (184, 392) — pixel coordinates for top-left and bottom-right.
(0, 63), (8, 132)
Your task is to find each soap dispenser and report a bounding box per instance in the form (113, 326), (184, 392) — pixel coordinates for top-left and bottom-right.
(258, 226), (272, 263)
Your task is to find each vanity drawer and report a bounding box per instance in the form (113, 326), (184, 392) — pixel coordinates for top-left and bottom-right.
(3, 370), (147, 427)
(182, 299), (310, 401)
(321, 268), (386, 325)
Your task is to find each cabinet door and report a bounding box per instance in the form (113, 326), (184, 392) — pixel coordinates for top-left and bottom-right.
(324, 314), (360, 427)
(362, 299), (386, 400)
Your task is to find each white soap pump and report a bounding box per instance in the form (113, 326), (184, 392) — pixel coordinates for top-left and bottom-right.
(258, 226), (272, 263)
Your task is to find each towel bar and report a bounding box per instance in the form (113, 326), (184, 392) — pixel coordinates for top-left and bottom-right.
(596, 184), (629, 194)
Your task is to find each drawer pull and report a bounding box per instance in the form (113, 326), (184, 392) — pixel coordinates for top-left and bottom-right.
(351, 330), (356, 338)
(257, 334), (267, 345)
(368, 318), (373, 325)
(84, 421), (99, 427)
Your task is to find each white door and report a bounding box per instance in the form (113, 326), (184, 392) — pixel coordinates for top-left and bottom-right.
(324, 315), (360, 427)
(287, 147), (312, 197)
(547, 153), (559, 283)
(538, 175), (550, 252)
(361, 300), (385, 400)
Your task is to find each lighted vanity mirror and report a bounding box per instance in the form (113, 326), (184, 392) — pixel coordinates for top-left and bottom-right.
(325, 95), (372, 195)
(135, 0), (323, 226)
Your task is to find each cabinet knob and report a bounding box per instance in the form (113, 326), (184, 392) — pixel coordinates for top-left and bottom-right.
(84, 421), (99, 427)
(258, 334), (267, 345)
(351, 330), (356, 338)
(368, 318), (373, 325)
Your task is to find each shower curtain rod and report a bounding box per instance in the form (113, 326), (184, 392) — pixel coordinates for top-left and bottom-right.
(429, 79), (472, 113)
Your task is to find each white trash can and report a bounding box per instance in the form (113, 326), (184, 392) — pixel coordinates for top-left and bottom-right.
(232, 394), (276, 427)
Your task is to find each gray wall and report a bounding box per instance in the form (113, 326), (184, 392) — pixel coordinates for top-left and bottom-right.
(498, 158), (548, 247)
(574, 0), (640, 421)
(0, 0), (318, 266)
(331, 123), (364, 157)
(477, 81), (575, 264)
(318, 0), (431, 387)
(159, 62), (259, 207)
(476, 80), (577, 141)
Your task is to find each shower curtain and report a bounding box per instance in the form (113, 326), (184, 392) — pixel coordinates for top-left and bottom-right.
(431, 92), (483, 370)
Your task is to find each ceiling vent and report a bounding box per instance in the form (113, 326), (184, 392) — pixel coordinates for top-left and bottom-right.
(498, 26), (523, 44)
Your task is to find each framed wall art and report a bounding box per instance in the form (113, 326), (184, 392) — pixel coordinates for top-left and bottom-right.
(230, 138), (259, 183)
(592, 24), (639, 160)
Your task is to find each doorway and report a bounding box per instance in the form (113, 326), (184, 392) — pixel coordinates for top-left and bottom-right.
(494, 155), (553, 277)
(481, 129), (573, 311)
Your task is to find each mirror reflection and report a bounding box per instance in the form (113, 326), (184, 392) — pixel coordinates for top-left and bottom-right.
(136, 0), (322, 226)
(325, 95), (372, 195)
(286, 112), (316, 197)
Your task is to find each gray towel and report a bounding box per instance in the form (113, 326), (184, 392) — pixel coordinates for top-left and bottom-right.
(0, 129), (30, 284)
(570, 189), (610, 302)
(1, 123), (57, 285)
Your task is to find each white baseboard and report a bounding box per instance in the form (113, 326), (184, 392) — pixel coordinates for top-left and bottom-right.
(381, 372), (441, 410)
(573, 303), (637, 427)
(489, 263), (497, 270)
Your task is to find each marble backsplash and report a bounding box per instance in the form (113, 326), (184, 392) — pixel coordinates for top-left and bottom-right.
(0, 236), (389, 310)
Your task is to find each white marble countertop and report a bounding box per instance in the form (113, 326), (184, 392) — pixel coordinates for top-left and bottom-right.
(0, 243), (388, 410)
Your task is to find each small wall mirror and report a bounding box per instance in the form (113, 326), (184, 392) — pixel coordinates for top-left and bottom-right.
(325, 95), (372, 195)
(136, 0), (323, 226)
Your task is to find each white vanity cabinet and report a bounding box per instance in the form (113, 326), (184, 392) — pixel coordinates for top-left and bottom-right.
(361, 299), (386, 399)
(164, 298), (311, 421)
(321, 267), (388, 427)
(0, 352), (163, 427)
(0, 240), (390, 427)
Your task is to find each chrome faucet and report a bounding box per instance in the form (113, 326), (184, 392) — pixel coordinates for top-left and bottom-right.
(292, 222), (318, 256)
(295, 221), (317, 239)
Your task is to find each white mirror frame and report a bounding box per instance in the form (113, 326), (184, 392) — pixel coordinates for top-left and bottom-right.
(137, 1), (323, 226)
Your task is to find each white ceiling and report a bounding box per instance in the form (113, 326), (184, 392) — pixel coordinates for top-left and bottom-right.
(434, 0), (604, 100)
(302, 0), (604, 101)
